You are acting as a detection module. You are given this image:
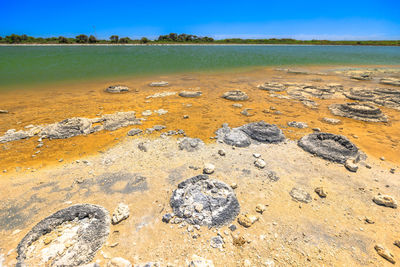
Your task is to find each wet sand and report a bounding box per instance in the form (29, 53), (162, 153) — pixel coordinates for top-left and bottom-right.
(0, 65), (399, 173)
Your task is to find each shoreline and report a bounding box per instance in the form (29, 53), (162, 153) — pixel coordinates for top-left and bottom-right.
(1, 43), (400, 47)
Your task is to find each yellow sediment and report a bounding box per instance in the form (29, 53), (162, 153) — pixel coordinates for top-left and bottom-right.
(0, 65), (399, 172)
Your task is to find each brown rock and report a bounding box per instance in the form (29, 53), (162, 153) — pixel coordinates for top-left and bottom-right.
(237, 214), (259, 228)
(255, 204), (266, 214)
(314, 187), (327, 198)
(394, 240), (400, 248)
(231, 233), (247, 247)
(373, 195), (397, 208)
(374, 244), (395, 264)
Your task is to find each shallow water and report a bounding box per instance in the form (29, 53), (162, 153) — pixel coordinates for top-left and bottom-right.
(1, 45), (400, 88)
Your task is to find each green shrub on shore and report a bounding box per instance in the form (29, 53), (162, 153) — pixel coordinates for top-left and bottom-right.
(0, 33), (399, 46)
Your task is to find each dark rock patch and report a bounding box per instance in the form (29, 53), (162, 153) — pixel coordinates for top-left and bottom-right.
(16, 204), (110, 266)
(329, 102), (388, 122)
(298, 132), (359, 163)
(170, 175), (240, 227)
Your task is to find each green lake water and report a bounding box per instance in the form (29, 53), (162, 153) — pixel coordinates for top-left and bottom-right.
(0, 45), (399, 89)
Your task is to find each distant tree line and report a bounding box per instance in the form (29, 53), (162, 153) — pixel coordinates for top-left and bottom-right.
(0, 33), (399, 46)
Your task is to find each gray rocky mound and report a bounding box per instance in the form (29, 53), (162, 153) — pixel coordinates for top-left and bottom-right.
(215, 121), (285, 147)
(239, 121), (285, 143)
(178, 91), (202, 97)
(170, 175), (240, 227)
(222, 90), (249, 101)
(380, 78), (400, 86)
(105, 85), (130, 93)
(329, 102), (388, 122)
(344, 88), (377, 102)
(298, 132), (359, 163)
(40, 118), (92, 139)
(257, 82), (286, 92)
(178, 137), (204, 152)
(16, 204), (110, 267)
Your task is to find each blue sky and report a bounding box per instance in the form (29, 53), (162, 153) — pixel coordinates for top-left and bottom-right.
(1, 0), (399, 40)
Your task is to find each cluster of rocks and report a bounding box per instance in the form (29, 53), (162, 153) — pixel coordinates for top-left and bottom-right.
(215, 121), (285, 147)
(0, 111), (143, 144)
(329, 102), (388, 122)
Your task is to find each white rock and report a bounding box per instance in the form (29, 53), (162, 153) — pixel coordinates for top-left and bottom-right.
(254, 158), (266, 169)
(203, 163), (215, 174)
(107, 257), (132, 267)
(112, 203), (130, 224)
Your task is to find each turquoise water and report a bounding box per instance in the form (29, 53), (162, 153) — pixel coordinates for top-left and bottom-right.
(0, 45), (399, 88)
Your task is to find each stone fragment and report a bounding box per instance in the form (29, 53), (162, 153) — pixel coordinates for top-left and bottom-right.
(210, 236), (224, 249)
(203, 163), (215, 174)
(237, 214), (259, 228)
(287, 121), (308, 129)
(187, 255), (214, 267)
(179, 91), (202, 97)
(162, 213), (173, 223)
(345, 158), (359, 172)
(322, 117), (341, 125)
(394, 240), (400, 248)
(105, 85), (130, 93)
(218, 149), (226, 156)
(314, 187), (327, 198)
(107, 257), (132, 267)
(289, 188), (312, 203)
(222, 90), (249, 101)
(255, 204), (266, 214)
(373, 195), (397, 208)
(374, 244), (395, 264)
(0, 110), (8, 114)
(254, 159), (266, 169)
(112, 203), (130, 224)
(149, 81), (169, 87)
(127, 128), (142, 136)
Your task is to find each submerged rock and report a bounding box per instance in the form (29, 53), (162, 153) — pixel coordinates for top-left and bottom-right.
(222, 90), (249, 101)
(0, 110), (8, 114)
(149, 81), (169, 87)
(329, 102), (388, 122)
(170, 175), (240, 227)
(322, 117), (341, 125)
(16, 204), (110, 266)
(287, 121), (308, 129)
(298, 132), (359, 164)
(257, 82), (286, 92)
(127, 128), (143, 136)
(344, 88), (376, 102)
(105, 85), (130, 93)
(179, 91), (202, 97)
